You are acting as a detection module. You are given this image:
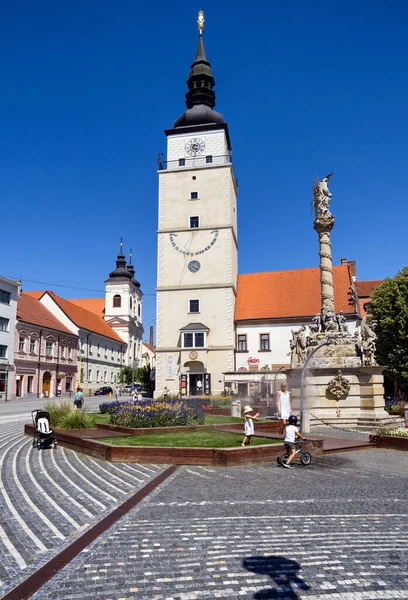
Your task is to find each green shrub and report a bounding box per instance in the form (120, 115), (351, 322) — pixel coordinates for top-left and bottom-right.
(376, 426), (408, 437)
(57, 411), (94, 430)
(44, 401), (73, 427)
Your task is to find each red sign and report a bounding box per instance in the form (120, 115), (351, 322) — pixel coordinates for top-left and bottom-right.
(247, 357), (260, 364)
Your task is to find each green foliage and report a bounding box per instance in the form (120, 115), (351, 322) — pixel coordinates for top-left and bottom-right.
(44, 401), (93, 429)
(44, 402), (72, 427)
(376, 426), (408, 437)
(57, 411), (94, 430)
(369, 267), (408, 387)
(98, 431), (280, 448)
(117, 366), (134, 385)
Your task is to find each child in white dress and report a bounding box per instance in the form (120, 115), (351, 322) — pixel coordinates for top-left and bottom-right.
(241, 405), (260, 447)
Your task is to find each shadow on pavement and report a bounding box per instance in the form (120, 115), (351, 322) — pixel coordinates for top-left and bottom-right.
(243, 555), (310, 599)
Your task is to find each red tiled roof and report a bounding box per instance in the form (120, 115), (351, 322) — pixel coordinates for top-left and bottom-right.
(17, 293), (73, 334)
(69, 298), (105, 316)
(143, 342), (156, 354)
(235, 266), (355, 321)
(37, 291), (123, 342)
(354, 280), (383, 298)
(24, 291), (44, 299)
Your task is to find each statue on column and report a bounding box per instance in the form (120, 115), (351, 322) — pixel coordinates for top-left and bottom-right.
(290, 325), (308, 367)
(309, 313), (322, 334)
(312, 173), (334, 218)
(360, 316), (378, 366)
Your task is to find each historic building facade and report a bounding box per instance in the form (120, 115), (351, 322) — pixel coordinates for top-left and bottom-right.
(24, 244), (145, 394)
(13, 293), (78, 398)
(155, 21), (238, 397)
(0, 275), (20, 401)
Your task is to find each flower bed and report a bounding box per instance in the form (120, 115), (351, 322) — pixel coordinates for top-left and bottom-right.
(370, 425), (408, 451)
(100, 397), (205, 428)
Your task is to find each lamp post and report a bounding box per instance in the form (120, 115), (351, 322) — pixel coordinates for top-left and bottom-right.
(300, 337), (334, 433)
(131, 358), (139, 391)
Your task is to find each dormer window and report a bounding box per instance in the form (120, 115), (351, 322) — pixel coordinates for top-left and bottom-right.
(113, 294), (121, 308)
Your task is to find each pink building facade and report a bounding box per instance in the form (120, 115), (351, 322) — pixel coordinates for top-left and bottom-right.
(13, 294), (78, 398)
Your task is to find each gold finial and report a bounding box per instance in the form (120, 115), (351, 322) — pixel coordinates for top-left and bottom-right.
(197, 10), (204, 36)
(120, 237), (123, 250)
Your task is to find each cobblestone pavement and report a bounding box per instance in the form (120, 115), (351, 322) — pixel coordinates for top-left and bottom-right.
(30, 449), (408, 599)
(0, 421), (164, 597)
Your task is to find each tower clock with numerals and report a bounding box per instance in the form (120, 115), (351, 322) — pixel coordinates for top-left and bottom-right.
(154, 13), (238, 398)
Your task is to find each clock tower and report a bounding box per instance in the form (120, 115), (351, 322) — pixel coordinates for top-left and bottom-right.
(155, 12), (238, 397)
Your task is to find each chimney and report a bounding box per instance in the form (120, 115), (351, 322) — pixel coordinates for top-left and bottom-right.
(348, 260), (356, 280)
(341, 258), (347, 266)
(149, 326), (154, 346)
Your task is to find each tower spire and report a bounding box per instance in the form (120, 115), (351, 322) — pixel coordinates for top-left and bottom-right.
(108, 238), (132, 280)
(127, 248), (140, 288)
(173, 11), (224, 128)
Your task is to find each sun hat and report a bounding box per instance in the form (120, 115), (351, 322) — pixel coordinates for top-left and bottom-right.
(243, 405), (253, 414)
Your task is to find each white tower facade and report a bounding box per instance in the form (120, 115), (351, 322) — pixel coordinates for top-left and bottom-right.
(104, 245), (144, 368)
(155, 20), (238, 397)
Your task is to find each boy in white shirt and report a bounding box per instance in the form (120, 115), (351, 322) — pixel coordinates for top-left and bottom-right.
(282, 415), (305, 469)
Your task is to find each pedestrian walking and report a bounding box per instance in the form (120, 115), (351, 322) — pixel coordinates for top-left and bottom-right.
(163, 386), (169, 398)
(241, 405), (260, 447)
(74, 388), (84, 410)
(276, 380), (292, 435)
(282, 415), (305, 469)
(196, 378), (203, 394)
(137, 391), (142, 402)
(115, 386), (120, 400)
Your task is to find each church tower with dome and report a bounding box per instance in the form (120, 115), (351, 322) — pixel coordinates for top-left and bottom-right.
(104, 241), (144, 368)
(155, 12), (238, 397)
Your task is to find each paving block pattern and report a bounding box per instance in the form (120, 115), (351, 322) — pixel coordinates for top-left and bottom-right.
(32, 449), (408, 599)
(0, 422), (165, 596)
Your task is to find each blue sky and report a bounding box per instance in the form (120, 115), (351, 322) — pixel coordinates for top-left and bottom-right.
(2, 1), (407, 337)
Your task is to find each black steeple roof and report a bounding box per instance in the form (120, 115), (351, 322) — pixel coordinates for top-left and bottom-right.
(108, 240), (132, 280)
(174, 18), (224, 129)
(127, 249), (140, 288)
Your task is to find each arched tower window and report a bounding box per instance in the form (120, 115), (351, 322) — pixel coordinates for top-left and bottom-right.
(113, 294), (121, 308)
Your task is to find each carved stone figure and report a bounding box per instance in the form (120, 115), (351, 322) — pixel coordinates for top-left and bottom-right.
(290, 325), (308, 368)
(336, 311), (348, 333)
(327, 370), (351, 399)
(323, 310), (338, 332)
(360, 316), (378, 366)
(309, 313), (322, 334)
(312, 173), (334, 218)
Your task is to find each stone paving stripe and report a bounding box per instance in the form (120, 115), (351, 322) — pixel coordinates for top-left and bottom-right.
(0, 437), (47, 551)
(24, 440), (80, 529)
(39, 447), (93, 519)
(60, 448), (117, 502)
(86, 457), (135, 487)
(0, 522), (26, 569)
(71, 452), (128, 494)
(13, 441), (66, 540)
(1, 465), (178, 600)
(299, 591), (408, 599)
(50, 448), (106, 510)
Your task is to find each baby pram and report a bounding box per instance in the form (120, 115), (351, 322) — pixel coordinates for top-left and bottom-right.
(31, 410), (57, 450)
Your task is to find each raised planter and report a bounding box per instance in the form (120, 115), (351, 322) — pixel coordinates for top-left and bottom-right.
(369, 434), (408, 451)
(24, 422), (323, 465)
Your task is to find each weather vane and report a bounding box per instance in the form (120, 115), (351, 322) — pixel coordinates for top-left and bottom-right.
(197, 10), (204, 35)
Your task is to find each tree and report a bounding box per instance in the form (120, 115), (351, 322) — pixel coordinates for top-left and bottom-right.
(135, 365), (155, 393)
(117, 366), (133, 385)
(369, 267), (408, 391)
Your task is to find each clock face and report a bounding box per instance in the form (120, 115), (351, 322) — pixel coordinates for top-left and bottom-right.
(188, 260), (201, 273)
(185, 138), (205, 156)
(169, 230), (219, 257)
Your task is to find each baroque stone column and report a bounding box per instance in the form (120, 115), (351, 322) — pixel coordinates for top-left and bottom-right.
(312, 173), (335, 319)
(314, 214), (335, 315)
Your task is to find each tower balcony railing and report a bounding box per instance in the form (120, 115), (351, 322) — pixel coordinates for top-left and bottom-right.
(157, 154), (232, 171)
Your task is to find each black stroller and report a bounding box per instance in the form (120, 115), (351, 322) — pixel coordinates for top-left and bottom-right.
(31, 410), (57, 450)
